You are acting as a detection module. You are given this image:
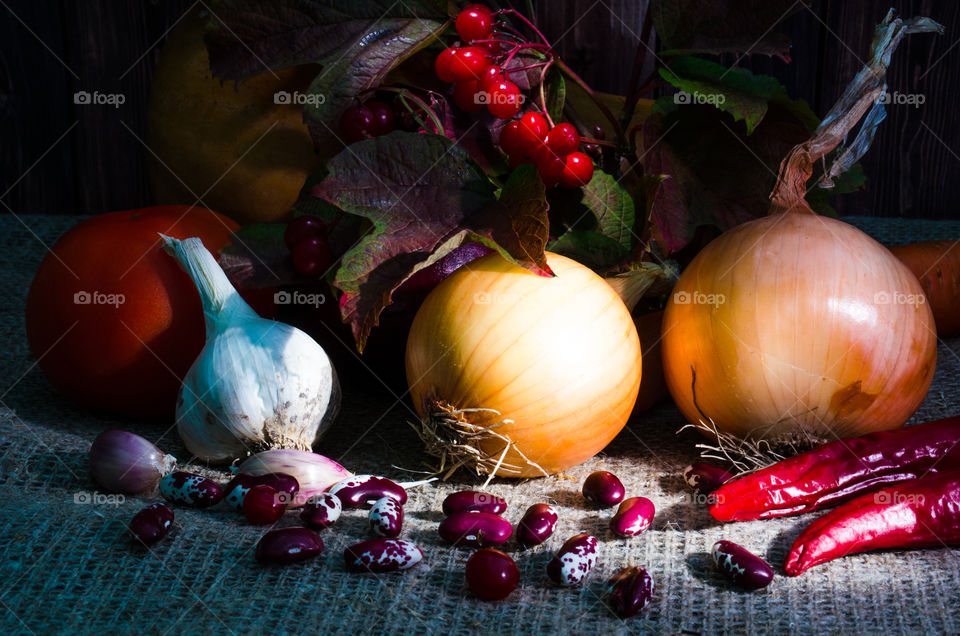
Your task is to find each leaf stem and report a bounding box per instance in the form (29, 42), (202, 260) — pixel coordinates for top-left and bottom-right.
(374, 87), (444, 135)
(538, 59), (555, 126)
(496, 9), (552, 47)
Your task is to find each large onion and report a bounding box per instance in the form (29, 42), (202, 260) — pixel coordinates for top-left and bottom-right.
(661, 13), (940, 444)
(405, 252), (642, 478)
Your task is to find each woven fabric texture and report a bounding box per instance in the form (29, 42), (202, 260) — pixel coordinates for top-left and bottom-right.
(1, 215), (959, 635)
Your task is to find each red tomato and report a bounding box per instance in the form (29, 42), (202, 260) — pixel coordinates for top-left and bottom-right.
(25, 205), (261, 419)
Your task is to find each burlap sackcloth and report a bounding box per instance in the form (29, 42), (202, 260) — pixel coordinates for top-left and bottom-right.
(1, 215), (959, 636)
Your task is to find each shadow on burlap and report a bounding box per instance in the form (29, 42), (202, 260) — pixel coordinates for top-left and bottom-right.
(1, 216), (958, 635)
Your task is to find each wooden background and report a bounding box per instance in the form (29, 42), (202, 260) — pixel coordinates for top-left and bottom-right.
(2, 0), (958, 218)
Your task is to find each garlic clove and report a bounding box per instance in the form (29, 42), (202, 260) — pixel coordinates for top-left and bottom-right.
(89, 429), (177, 494)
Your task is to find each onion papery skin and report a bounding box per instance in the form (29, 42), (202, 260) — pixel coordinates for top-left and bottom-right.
(405, 252), (642, 478)
(662, 212), (937, 442)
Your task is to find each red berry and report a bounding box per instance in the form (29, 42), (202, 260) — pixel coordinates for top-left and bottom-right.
(284, 215), (327, 250)
(435, 47), (459, 83)
(534, 144), (566, 188)
(365, 100), (395, 136)
(447, 46), (490, 82)
(487, 80), (522, 119)
(456, 5), (494, 43)
(338, 104), (374, 144)
(466, 548), (519, 601)
(546, 123), (580, 156)
(243, 485), (286, 525)
(498, 120), (525, 156)
(516, 112), (549, 150)
(478, 65), (504, 94)
(560, 152), (594, 189)
(453, 80), (484, 112)
(291, 237), (332, 277)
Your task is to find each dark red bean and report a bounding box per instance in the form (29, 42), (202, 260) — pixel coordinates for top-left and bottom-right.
(683, 463), (734, 495)
(300, 493), (342, 529)
(516, 503), (558, 548)
(609, 497), (655, 537)
(466, 548), (519, 601)
(256, 527), (324, 564)
(159, 471), (223, 508)
(327, 475), (407, 509)
(369, 496), (404, 537)
(442, 490), (507, 515)
(438, 512), (513, 548)
(583, 471), (625, 507)
(243, 485), (286, 525)
(224, 472), (300, 510)
(712, 540), (774, 590)
(608, 566), (654, 617)
(344, 538), (423, 573)
(547, 533), (598, 586)
(129, 503), (174, 546)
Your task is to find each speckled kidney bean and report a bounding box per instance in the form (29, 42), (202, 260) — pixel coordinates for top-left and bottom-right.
(159, 471), (223, 508)
(516, 503), (558, 548)
(547, 533), (598, 586)
(582, 471), (625, 507)
(299, 493), (342, 530)
(327, 475), (407, 509)
(608, 566), (654, 617)
(683, 463), (734, 495)
(438, 512), (513, 547)
(255, 527), (324, 564)
(609, 497), (655, 538)
(369, 496), (404, 537)
(442, 490), (507, 515)
(129, 503), (174, 546)
(712, 540), (774, 590)
(224, 472), (300, 510)
(344, 538), (423, 573)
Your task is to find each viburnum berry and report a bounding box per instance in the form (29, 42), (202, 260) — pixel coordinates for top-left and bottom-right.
(534, 144), (566, 188)
(365, 100), (395, 136)
(291, 237), (332, 276)
(447, 46), (490, 82)
(435, 47), (459, 83)
(453, 80), (484, 112)
(284, 215), (326, 250)
(478, 65), (504, 94)
(338, 104), (374, 144)
(559, 151), (594, 189)
(456, 4), (494, 43)
(498, 121), (525, 157)
(487, 80), (522, 119)
(516, 112), (549, 150)
(546, 123), (580, 156)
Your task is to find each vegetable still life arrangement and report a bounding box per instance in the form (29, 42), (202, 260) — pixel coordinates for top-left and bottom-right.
(19, 0), (960, 623)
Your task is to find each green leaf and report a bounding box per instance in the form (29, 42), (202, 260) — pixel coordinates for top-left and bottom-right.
(651, 0), (808, 58)
(548, 171), (636, 258)
(303, 18), (444, 151)
(204, 0), (448, 80)
(547, 231), (628, 272)
(545, 66), (566, 124)
(658, 57), (817, 134)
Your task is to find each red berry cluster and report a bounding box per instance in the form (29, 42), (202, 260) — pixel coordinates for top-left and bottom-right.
(501, 114), (593, 188)
(284, 215), (331, 276)
(338, 99), (396, 144)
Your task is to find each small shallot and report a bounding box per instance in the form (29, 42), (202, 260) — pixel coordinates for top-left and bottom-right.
(89, 429), (176, 494)
(238, 450), (351, 508)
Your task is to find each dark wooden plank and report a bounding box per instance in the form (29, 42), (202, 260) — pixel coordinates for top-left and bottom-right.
(0, 0), (76, 214)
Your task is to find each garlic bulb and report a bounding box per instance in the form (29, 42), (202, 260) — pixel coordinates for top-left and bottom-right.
(161, 235), (340, 463)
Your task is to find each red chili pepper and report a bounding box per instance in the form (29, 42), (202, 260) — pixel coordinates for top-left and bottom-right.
(785, 468), (960, 575)
(710, 416), (960, 521)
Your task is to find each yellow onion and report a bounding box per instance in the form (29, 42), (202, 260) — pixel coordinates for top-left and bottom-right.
(661, 13), (940, 445)
(405, 252), (642, 478)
